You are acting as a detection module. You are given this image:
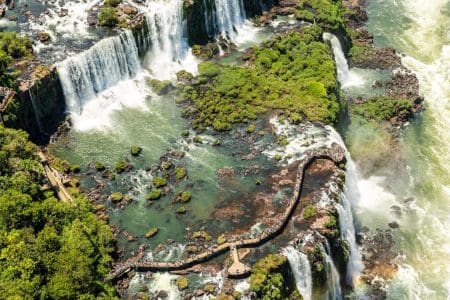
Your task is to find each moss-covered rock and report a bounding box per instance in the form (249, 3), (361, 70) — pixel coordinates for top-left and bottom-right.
(110, 192), (124, 202)
(177, 191), (191, 203)
(98, 7), (118, 27)
(176, 276), (189, 290)
(162, 161), (173, 170)
(95, 161), (106, 171)
(145, 227), (158, 238)
(174, 167), (186, 180)
(217, 234), (226, 245)
(115, 159), (129, 173)
(246, 124), (256, 133)
(147, 189), (162, 200)
(149, 79), (174, 95)
(192, 230), (212, 241)
(177, 206), (187, 214)
(130, 145), (142, 156)
(152, 176), (168, 188)
(303, 204), (317, 219)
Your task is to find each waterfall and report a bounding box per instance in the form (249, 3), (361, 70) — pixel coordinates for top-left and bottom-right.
(142, 0), (197, 79)
(58, 30), (140, 115)
(326, 127), (364, 286)
(323, 33), (363, 88)
(214, 0), (246, 36)
(320, 242), (343, 300)
(282, 246), (312, 300)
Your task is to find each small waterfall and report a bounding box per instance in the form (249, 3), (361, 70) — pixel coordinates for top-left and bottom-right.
(142, 0), (197, 79)
(282, 246), (313, 300)
(326, 127), (364, 286)
(28, 89), (44, 134)
(323, 32), (363, 88)
(58, 30), (140, 115)
(320, 242), (343, 300)
(214, 0), (246, 36)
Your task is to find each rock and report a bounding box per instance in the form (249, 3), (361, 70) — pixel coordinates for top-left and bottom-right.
(119, 3), (138, 15)
(37, 31), (51, 42)
(145, 227), (158, 238)
(388, 222), (400, 229)
(156, 290), (169, 298)
(217, 167), (235, 178)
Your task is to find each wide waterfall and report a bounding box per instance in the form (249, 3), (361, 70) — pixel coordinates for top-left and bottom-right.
(323, 33), (363, 89)
(320, 242), (343, 300)
(58, 30), (140, 115)
(282, 246), (312, 300)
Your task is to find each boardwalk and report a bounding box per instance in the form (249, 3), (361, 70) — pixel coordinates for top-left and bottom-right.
(108, 145), (345, 281)
(38, 151), (74, 203)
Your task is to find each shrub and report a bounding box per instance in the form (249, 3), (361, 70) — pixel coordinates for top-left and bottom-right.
(176, 276), (189, 290)
(98, 7), (118, 27)
(145, 227), (158, 238)
(110, 192), (124, 202)
(152, 177), (167, 188)
(130, 145), (142, 156)
(303, 204), (317, 219)
(95, 162), (106, 171)
(177, 191), (191, 203)
(149, 79), (173, 95)
(177, 206), (187, 214)
(104, 0), (121, 7)
(115, 159), (129, 173)
(246, 124), (256, 133)
(147, 189), (161, 200)
(174, 167), (186, 180)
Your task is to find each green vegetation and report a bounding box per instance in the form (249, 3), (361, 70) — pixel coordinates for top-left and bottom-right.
(295, 0), (346, 31)
(177, 206), (187, 214)
(174, 166), (187, 180)
(104, 0), (121, 7)
(130, 145), (142, 156)
(350, 97), (413, 122)
(193, 135), (203, 143)
(176, 276), (189, 290)
(179, 26), (339, 132)
(0, 125), (116, 298)
(147, 189), (162, 200)
(217, 234), (226, 245)
(162, 161), (173, 170)
(177, 191), (191, 203)
(145, 227), (158, 238)
(250, 254), (298, 300)
(95, 161), (106, 171)
(149, 79), (174, 95)
(192, 230), (212, 241)
(115, 159), (129, 173)
(152, 176), (167, 188)
(110, 191), (124, 202)
(98, 7), (118, 27)
(303, 204), (317, 219)
(0, 32), (33, 87)
(246, 124), (256, 133)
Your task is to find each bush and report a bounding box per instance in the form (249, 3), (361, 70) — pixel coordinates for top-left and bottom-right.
(303, 204), (317, 219)
(176, 276), (189, 290)
(110, 192), (124, 202)
(95, 162), (106, 171)
(246, 124), (256, 133)
(104, 0), (121, 7)
(147, 189), (161, 200)
(115, 159), (129, 173)
(98, 7), (118, 27)
(149, 79), (173, 95)
(174, 167), (186, 180)
(177, 191), (191, 203)
(177, 206), (187, 214)
(152, 177), (167, 188)
(350, 97), (413, 122)
(145, 227), (158, 238)
(130, 145), (142, 156)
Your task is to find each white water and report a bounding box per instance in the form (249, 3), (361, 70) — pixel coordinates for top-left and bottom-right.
(214, 0), (245, 37)
(141, 0), (198, 79)
(282, 246), (313, 300)
(58, 30), (141, 116)
(323, 33), (364, 89)
(321, 242), (343, 300)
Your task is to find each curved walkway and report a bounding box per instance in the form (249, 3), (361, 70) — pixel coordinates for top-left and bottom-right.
(108, 144), (345, 281)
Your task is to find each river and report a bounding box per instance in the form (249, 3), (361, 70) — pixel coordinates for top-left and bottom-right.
(349, 0), (450, 298)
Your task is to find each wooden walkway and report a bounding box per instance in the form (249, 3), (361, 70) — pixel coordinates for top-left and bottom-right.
(38, 151), (74, 203)
(108, 145), (345, 281)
